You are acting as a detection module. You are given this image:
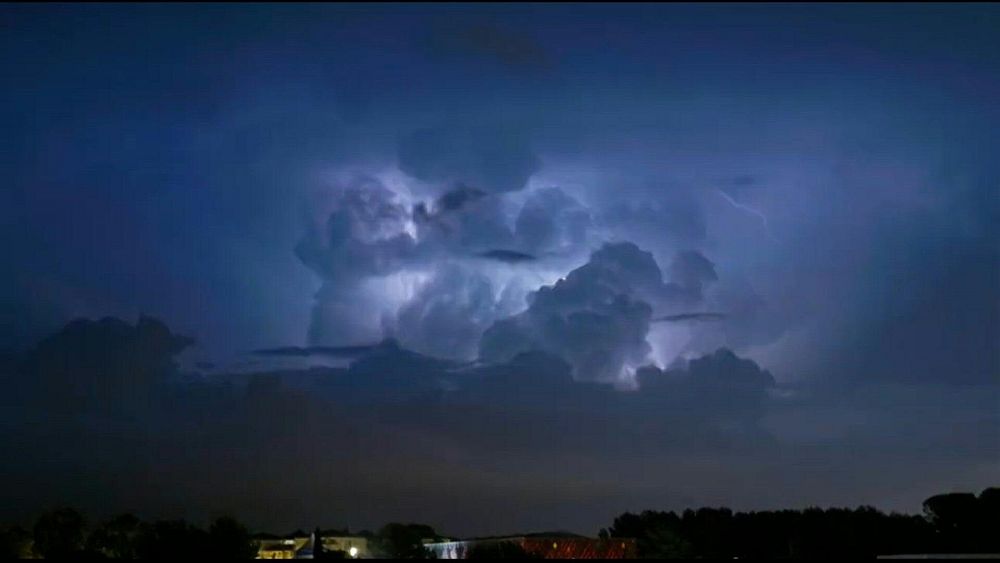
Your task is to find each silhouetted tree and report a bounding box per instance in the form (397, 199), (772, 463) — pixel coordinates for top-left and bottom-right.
(604, 499), (952, 559)
(206, 516), (258, 559)
(87, 513), (142, 559)
(680, 507), (735, 558)
(376, 523), (438, 558)
(33, 507), (87, 559)
(313, 527), (325, 559)
(602, 510), (693, 558)
(978, 488), (1000, 552)
(979, 487), (1000, 512)
(134, 519), (208, 560)
(0, 525), (31, 559)
(923, 492), (979, 552)
(922, 489), (1000, 553)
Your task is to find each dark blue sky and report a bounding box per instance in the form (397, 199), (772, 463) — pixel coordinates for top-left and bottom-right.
(1, 3), (997, 535)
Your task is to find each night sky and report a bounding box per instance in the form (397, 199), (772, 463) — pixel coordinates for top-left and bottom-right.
(1, 4), (998, 536)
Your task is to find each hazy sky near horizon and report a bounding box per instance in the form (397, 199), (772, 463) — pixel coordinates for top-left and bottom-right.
(1, 3), (998, 535)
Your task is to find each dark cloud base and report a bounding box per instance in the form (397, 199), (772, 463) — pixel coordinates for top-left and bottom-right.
(0, 318), (996, 536)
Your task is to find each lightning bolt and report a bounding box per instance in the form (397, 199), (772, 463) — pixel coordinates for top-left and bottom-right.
(715, 188), (778, 242)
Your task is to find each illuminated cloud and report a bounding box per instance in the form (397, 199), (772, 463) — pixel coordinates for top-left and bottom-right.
(1, 3), (997, 536)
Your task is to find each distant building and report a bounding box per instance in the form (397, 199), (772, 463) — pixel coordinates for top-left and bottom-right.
(254, 531), (369, 559)
(317, 534), (368, 559)
(257, 537), (303, 560)
(424, 532), (637, 559)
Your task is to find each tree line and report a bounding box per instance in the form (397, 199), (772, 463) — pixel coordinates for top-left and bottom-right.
(601, 487), (1000, 559)
(0, 515), (449, 560)
(0, 511), (258, 560)
(1, 487), (996, 559)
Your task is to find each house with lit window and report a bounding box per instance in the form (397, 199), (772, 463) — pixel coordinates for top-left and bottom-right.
(254, 530), (369, 559)
(256, 536), (303, 560)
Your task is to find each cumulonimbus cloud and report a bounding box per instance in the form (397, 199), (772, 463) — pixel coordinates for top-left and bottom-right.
(479, 242), (720, 383)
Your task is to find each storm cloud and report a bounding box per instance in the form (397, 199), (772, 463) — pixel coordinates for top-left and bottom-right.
(397, 126), (540, 194)
(1, 2), (997, 539)
(480, 242), (723, 383)
(3, 316), (995, 537)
